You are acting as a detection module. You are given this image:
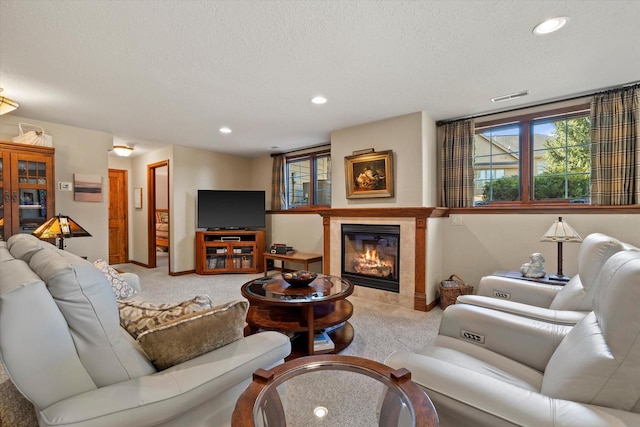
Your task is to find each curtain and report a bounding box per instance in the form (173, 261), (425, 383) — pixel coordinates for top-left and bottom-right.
(271, 154), (287, 210)
(590, 85), (640, 205)
(440, 119), (475, 207)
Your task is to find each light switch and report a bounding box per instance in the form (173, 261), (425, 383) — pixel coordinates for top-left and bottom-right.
(58, 181), (73, 191)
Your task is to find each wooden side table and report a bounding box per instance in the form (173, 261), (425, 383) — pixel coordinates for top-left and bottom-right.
(263, 251), (323, 276)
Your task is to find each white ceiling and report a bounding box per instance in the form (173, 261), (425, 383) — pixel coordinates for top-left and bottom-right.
(1, 1), (639, 158)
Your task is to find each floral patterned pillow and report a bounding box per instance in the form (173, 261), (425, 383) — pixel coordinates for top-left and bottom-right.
(93, 259), (137, 299)
(117, 295), (213, 338)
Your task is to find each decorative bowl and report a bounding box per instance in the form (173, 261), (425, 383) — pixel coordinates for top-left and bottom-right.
(282, 270), (318, 287)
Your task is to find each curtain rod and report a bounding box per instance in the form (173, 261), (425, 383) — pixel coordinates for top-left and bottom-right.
(436, 80), (640, 126)
(270, 142), (331, 157)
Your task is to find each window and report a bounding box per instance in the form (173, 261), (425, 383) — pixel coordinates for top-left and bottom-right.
(286, 151), (331, 208)
(473, 106), (590, 206)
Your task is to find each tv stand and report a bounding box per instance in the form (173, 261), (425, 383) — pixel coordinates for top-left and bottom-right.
(196, 230), (265, 274)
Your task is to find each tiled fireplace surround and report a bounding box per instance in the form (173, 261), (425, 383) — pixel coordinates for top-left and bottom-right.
(318, 208), (447, 311)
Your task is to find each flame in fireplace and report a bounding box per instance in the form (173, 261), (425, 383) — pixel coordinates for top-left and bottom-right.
(354, 245), (394, 277)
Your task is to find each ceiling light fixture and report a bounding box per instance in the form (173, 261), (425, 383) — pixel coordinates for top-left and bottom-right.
(533, 17), (569, 35)
(311, 96), (327, 105)
(313, 406), (328, 418)
(219, 127), (232, 134)
(113, 145), (134, 157)
(0, 88), (19, 115)
(491, 90), (530, 103)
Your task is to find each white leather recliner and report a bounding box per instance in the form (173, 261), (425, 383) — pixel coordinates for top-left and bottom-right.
(385, 249), (640, 426)
(456, 233), (636, 325)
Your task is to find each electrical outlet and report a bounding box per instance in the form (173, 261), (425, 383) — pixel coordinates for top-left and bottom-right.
(451, 215), (463, 226)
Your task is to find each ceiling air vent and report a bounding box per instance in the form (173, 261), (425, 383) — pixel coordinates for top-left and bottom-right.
(491, 90), (530, 103)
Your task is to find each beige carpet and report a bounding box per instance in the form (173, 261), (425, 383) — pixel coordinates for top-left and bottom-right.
(0, 254), (442, 426)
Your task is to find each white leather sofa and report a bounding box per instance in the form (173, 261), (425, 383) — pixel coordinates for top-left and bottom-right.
(386, 249), (640, 426)
(0, 235), (291, 427)
(456, 233), (637, 325)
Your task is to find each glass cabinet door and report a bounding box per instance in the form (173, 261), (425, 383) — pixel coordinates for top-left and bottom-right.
(11, 153), (53, 235)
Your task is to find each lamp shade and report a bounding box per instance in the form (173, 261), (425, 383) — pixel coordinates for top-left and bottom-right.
(33, 214), (92, 240)
(540, 217), (582, 243)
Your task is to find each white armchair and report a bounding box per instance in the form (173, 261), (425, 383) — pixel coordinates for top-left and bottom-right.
(385, 249), (640, 427)
(457, 233), (636, 325)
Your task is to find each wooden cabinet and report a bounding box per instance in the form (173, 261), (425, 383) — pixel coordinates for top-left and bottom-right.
(196, 230), (265, 274)
(0, 141), (55, 240)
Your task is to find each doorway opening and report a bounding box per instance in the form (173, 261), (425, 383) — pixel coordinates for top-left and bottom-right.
(147, 161), (169, 271)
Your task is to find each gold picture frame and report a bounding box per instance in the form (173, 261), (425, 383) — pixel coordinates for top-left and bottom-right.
(345, 150), (394, 199)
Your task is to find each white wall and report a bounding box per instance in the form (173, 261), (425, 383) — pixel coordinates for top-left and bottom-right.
(0, 115), (112, 261)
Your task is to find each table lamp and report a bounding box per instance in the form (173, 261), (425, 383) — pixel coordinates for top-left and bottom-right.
(32, 214), (92, 250)
(540, 216), (582, 281)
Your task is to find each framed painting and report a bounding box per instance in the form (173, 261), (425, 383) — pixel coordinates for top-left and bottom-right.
(344, 150), (394, 199)
(74, 173), (102, 202)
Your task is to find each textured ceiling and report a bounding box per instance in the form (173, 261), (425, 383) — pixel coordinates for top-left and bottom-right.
(1, 1), (639, 157)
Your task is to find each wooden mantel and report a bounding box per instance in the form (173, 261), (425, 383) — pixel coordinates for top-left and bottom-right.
(317, 207), (447, 311)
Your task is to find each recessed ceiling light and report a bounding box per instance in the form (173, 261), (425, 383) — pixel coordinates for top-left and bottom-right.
(311, 96), (327, 105)
(313, 406), (328, 418)
(219, 127), (232, 134)
(533, 17), (568, 35)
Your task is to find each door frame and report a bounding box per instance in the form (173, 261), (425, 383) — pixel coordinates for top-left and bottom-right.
(147, 160), (169, 270)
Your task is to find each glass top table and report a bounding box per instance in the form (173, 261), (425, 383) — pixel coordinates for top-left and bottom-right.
(232, 355), (439, 427)
(242, 274), (352, 304)
(241, 274), (355, 357)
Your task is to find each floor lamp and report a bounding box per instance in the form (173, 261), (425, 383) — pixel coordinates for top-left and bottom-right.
(32, 214), (92, 250)
(540, 216), (582, 281)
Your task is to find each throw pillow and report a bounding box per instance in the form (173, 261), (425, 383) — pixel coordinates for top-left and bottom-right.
(118, 295), (213, 338)
(137, 299), (248, 370)
(93, 259), (136, 299)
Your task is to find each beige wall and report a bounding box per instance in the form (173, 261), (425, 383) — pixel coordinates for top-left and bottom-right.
(0, 115), (112, 261)
(171, 145), (253, 272)
(331, 112), (426, 208)
(443, 213), (640, 289)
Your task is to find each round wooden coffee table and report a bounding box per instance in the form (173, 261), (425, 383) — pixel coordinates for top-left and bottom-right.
(232, 355), (439, 427)
(241, 274), (354, 358)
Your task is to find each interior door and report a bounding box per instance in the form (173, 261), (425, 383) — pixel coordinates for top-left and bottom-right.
(108, 169), (128, 264)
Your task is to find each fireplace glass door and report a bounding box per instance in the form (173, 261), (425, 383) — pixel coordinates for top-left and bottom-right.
(341, 224), (400, 292)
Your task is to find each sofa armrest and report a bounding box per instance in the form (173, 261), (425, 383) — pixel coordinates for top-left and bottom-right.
(438, 304), (571, 371)
(456, 295), (589, 326)
(38, 331), (291, 427)
(384, 351), (640, 427)
(120, 272), (142, 293)
(476, 275), (563, 307)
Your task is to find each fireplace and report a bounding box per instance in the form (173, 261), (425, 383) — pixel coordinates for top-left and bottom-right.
(341, 224), (400, 293)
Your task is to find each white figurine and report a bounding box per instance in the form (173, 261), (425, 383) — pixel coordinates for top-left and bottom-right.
(520, 252), (546, 278)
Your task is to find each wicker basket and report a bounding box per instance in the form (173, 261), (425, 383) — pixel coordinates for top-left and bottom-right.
(439, 274), (473, 310)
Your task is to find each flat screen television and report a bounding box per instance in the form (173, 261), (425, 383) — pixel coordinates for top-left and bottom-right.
(197, 190), (266, 230)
